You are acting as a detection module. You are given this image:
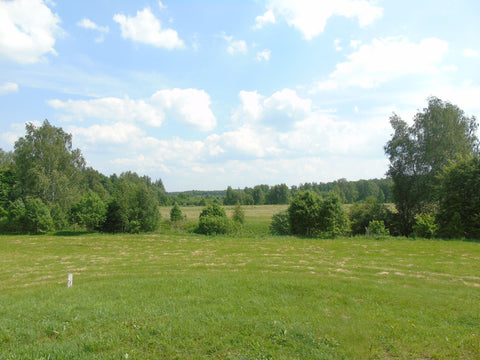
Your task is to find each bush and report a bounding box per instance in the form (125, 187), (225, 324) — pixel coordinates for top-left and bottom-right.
(288, 191), (349, 237)
(349, 196), (391, 235)
(413, 213), (438, 238)
(366, 220), (389, 237)
(170, 203), (184, 222)
(197, 203), (235, 235)
(270, 210), (291, 235)
(197, 215), (235, 235)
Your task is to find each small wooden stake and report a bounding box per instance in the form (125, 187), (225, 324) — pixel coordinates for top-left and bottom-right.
(67, 274), (73, 288)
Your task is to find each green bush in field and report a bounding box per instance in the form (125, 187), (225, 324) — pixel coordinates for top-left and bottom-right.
(270, 210), (291, 235)
(197, 203), (235, 235)
(349, 196), (392, 235)
(288, 191), (349, 237)
(413, 213), (438, 238)
(232, 202), (245, 225)
(170, 203), (184, 222)
(366, 220), (389, 237)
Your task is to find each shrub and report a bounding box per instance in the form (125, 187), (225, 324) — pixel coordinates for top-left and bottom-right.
(197, 203), (235, 235)
(412, 213), (438, 238)
(170, 203), (184, 222)
(366, 220), (389, 237)
(288, 191), (349, 237)
(349, 196), (391, 235)
(232, 202), (245, 225)
(270, 210), (291, 235)
(197, 215), (235, 235)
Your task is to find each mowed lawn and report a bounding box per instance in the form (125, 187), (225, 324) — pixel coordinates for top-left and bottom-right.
(0, 233), (479, 359)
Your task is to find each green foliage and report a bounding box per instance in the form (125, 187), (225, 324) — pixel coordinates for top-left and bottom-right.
(288, 191), (349, 237)
(437, 156), (480, 239)
(199, 202), (227, 218)
(366, 220), (389, 237)
(13, 120), (86, 212)
(70, 190), (107, 231)
(412, 213), (438, 239)
(197, 215), (235, 235)
(102, 175), (160, 233)
(270, 210), (291, 235)
(232, 202), (245, 225)
(266, 183), (290, 204)
(385, 97), (479, 235)
(170, 203), (184, 222)
(5, 197), (54, 234)
(349, 196), (391, 235)
(197, 203), (235, 235)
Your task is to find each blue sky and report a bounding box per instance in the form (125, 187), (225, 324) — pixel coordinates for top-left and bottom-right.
(1, 0), (479, 191)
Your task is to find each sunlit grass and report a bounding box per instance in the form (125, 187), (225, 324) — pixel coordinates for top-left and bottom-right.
(1, 233), (479, 359)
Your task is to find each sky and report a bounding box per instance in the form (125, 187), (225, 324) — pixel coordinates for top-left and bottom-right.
(0, 0), (479, 191)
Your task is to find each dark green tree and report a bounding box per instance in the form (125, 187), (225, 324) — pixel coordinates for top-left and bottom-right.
(437, 156), (480, 239)
(70, 190), (107, 231)
(384, 97), (478, 235)
(170, 203), (184, 222)
(349, 196), (391, 235)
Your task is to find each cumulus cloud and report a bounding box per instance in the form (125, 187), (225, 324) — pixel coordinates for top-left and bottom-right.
(255, 0), (382, 39)
(113, 7), (184, 49)
(152, 88), (217, 131)
(68, 122), (145, 144)
(48, 88), (216, 131)
(0, 0), (61, 63)
(233, 88), (311, 127)
(221, 33), (248, 55)
(256, 49), (271, 61)
(48, 96), (165, 127)
(315, 36), (449, 90)
(77, 18), (109, 42)
(0, 82), (19, 95)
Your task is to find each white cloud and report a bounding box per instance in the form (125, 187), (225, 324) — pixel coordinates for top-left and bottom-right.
(48, 96), (165, 127)
(463, 48), (478, 58)
(254, 9), (276, 29)
(77, 18), (109, 33)
(0, 0), (61, 63)
(151, 88), (217, 131)
(316, 36), (449, 89)
(0, 82), (19, 95)
(113, 7), (184, 50)
(221, 33), (248, 55)
(255, 0), (383, 39)
(49, 88), (216, 132)
(334, 39), (342, 51)
(69, 122), (145, 144)
(256, 49), (271, 61)
(77, 18), (109, 43)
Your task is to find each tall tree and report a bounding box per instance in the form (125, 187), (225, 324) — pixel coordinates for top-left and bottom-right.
(13, 120), (86, 213)
(384, 97), (478, 235)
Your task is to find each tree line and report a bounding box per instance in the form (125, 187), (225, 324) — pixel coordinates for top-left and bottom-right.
(1, 96), (479, 238)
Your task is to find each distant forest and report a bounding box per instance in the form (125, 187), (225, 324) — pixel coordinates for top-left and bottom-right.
(168, 178), (392, 207)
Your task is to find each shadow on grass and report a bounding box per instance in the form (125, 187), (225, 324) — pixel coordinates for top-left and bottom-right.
(53, 231), (91, 237)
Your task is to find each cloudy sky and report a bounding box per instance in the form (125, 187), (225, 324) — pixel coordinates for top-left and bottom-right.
(1, 0), (479, 191)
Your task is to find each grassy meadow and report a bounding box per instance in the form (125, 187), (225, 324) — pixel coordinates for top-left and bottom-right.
(1, 206), (480, 359)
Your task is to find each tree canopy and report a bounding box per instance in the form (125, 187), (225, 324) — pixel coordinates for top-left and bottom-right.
(384, 97), (479, 235)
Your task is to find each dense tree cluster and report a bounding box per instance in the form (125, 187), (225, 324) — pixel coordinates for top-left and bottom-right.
(0, 120), (163, 234)
(385, 97), (479, 238)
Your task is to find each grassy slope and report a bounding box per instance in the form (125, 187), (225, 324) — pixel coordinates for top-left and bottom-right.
(1, 233), (479, 359)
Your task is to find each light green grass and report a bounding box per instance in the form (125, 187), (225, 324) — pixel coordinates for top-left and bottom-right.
(1, 233), (479, 359)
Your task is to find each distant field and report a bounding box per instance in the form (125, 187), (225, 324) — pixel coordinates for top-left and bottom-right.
(1, 233), (479, 359)
(159, 204), (288, 235)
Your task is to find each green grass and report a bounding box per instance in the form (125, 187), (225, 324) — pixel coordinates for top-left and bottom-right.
(1, 232), (479, 359)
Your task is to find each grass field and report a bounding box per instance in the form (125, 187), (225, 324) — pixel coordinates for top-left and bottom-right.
(1, 229), (479, 359)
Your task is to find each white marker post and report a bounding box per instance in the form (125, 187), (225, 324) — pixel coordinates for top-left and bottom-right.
(67, 274), (73, 288)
